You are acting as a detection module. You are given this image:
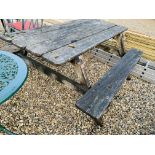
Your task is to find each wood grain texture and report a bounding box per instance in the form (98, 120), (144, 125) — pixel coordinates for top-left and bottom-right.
(12, 19), (98, 38)
(8, 20), (90, 38)
(12, 20), (108, 48)
(76, 49), (142, 120)
(24, 21), (116, 55)
(1, 20), (127, 65)
(92, 48), (155, 84)
(43, 25), (127, 64)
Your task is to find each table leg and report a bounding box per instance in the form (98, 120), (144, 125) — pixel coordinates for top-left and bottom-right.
(114, 33), (126, 57)
(18, 53), (88, 94)
(115, 33), (132, 80)
(71, 55), (91, 89)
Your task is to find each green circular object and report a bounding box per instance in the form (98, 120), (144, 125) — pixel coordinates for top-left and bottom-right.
(0, 50), (28, 104)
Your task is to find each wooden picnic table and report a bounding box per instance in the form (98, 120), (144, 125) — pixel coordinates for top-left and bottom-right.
(1, 20), (144, 125)
(0, 19), (127, 88)
(1, 19), (127, 63)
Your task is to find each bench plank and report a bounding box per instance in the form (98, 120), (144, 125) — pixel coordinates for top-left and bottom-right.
(92, 48), (155, 84)
(76, 49), (142, 121)
(43, 25), (127, 64)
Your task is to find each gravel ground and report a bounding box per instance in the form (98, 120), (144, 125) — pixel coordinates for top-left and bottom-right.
(0, 20), (155, 135)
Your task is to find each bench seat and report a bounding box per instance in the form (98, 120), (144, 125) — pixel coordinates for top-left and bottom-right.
(76, 49), (142, 124)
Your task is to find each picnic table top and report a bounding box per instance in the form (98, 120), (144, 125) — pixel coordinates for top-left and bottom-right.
(1, 19), (127, 65)
(0, 50), (28, 104)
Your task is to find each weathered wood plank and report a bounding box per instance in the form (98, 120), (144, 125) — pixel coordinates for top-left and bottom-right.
(132, 69), (155, 84)
(13, 20), (104, 47)
(92, 48), (155, 84)
(12, 20), (114, 49)
(43, 25), (127, 64)
(139, 57), (155, 70)
(11, 19), (99, 38)
(76, 49), (142, 120)
(93, 51), (119, 64)
(92, 48), (155, 75)
(23, 22), (117, 56)
(2, 20), (96, 43)
(94, 52), (155, 78)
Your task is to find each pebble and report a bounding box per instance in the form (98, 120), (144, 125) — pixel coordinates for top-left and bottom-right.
(0, 38), (155, 135)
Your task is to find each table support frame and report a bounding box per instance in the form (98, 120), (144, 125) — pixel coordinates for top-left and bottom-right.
(71, 55), (91, 89)
(114, 33), (126, 57)
(17, 52), (89, 94)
